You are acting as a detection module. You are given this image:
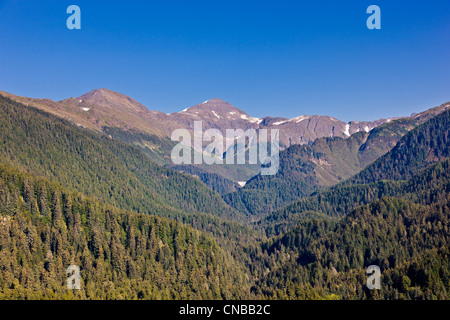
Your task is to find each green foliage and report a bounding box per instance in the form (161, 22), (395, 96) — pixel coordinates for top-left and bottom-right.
(102, 126), (177, 166)
(0, 163), (251, 299)
(223, 145), (320, 216)
(1, 94), (450, 300)
(255, 197), (450, 299)
(224, 117), (427, 216)
(260, 109), (450, 236)
(348, 109), (450, 185)
(0, 95), (240, 222)
(170, 165), (238, 195)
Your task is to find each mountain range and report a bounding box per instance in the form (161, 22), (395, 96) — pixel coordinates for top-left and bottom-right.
(0, 88), (449, 300)
(0, 88), (392, 145)
(2, 88), (446, 186)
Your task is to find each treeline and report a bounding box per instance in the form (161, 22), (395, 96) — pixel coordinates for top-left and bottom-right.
(262, 158), (450, 236)
(348, 109), (450, 185)
(0, 95), (241, 223)
(223, 145), (320, 216)
(1, 93), (450, 300)
(260, 109), (450, 236)
(102, 126), (175, 166)
(243, 111), (450, 299)
(223, 116), (427, 217)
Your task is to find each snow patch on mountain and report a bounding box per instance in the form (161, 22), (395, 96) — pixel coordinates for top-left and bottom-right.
(344, 123), (350, 137)
(273, 115), (309, 126)
(294, 115), (309, 123)
(212, 110), (221, 119)
(241, 114), (262, 124)
(237, 181), (247, 187)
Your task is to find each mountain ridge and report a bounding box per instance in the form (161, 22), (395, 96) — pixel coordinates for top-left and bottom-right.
(0, 88), (413, 147)
(1, 88), (450, 300)
(1, 88), (448, 186)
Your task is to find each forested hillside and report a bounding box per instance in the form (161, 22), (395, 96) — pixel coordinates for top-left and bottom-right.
(260, 109), (450, 235)
(223, 114), (440, 216)
(241, 110), (450, 299)
(102, 126), (176, 166)
(1, 93), (449, 300)
(262, 158), (450, 236)
(254, 197), (450, 299)
(170, 165), (238, 195)
(0, 96), (239, 223)
(347, 109), (450, 184)
(0, 162), (251, 299)
(4, 154), (447, 300)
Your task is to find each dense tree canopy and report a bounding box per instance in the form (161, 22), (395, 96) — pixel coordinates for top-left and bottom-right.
(0, 96), (449, 300)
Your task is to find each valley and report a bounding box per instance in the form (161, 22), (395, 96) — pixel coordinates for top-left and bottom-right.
(0, 89), (449, 300)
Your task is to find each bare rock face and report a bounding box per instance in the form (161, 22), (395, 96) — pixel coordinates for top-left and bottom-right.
(2, 88), (448, 186)
(166, 98), (262, 132)
(166, 97), (395, 149)
(59, 88), (168, 136)
(257, 115), (393, 149)
(3, 88), (445, 153)
(77, 88), (150, 114)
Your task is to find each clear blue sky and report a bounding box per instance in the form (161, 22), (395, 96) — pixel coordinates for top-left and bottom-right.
(1, 0), (449, 121)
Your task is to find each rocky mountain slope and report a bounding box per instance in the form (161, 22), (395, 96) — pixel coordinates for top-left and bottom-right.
(224, 102), (450, 216)
(1, 88), (450, 300)
(1, 89), (447, 187)
(0, 88), (396, 152)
